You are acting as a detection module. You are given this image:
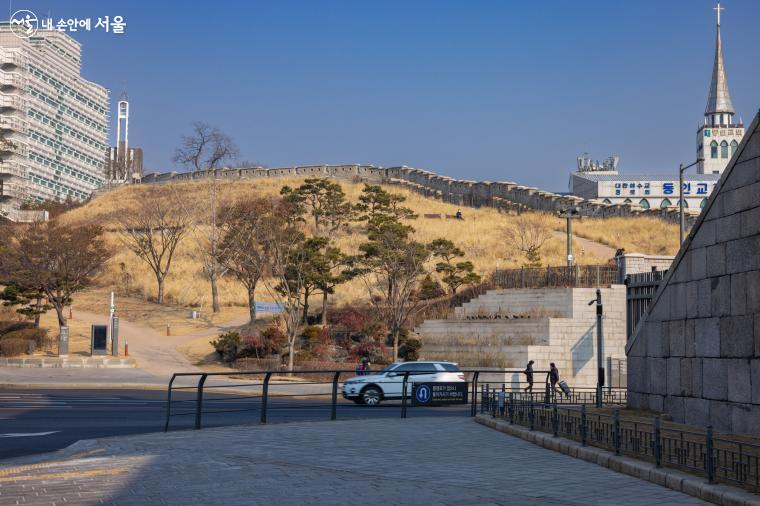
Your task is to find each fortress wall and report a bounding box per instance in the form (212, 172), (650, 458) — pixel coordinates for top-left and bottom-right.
(134, 164), (696, 226)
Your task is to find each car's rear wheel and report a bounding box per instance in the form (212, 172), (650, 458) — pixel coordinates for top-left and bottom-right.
(361, 386), (382, 406)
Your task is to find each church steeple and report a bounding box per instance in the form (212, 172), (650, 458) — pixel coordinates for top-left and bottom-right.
(704, 2), (735, 123)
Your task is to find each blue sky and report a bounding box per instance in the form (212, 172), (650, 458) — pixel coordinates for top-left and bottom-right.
(11, 0), (760, 192)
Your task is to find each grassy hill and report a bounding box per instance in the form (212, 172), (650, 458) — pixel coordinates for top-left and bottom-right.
(59, 178), (679, 312)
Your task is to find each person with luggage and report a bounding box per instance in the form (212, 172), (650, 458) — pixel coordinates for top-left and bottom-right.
(549, 362), (564, 399)
(523, 360), (534, 393)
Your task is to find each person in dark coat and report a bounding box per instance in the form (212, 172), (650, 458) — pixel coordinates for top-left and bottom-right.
(523, 360), (535, 393)
(549, 362), (563, 399)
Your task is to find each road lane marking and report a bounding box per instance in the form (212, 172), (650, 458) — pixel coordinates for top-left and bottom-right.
(0, 431), (59, 438)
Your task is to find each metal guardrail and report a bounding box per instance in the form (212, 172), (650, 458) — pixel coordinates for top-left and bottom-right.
(482, 394), (760, 492)
(165, 368), (611, 432)
(492, 264), (618, 289)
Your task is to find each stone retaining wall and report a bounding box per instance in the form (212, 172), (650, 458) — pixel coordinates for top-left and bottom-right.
(0, 356), (137, 368)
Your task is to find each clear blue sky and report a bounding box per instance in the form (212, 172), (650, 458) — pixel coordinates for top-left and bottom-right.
(13, 0), (760, 191)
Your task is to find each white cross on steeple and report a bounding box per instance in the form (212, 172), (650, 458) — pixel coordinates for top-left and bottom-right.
(714, 2), (725, 26)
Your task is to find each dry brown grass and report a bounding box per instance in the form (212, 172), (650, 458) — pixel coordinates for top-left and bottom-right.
(561, 216), (680, 256)
(58, 178), (678, 311)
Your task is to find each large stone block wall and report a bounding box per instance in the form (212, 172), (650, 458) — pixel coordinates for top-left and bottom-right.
(626, 111), (760, 435)
(135, 164), (695, 226)
(418, 285), (627, 388)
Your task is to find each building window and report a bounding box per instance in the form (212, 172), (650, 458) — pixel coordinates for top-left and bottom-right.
(678, 199), (689, 208)
(721, 140), (729, 159)
(602, 199), (612, 204)
(639, 198), (650, 209)
(731, 140), (738, 157)
(623, 198), (632, 204)
(710, 141), (718, 159)
(700, 198), (708, 209)
(660, 198), (672, 208)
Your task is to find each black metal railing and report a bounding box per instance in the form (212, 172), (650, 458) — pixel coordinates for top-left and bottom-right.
(625, 270), (667, 340)
(164, 368), (630, 432)
(492, 264), (618, 289)
(481, 395), (760, 492)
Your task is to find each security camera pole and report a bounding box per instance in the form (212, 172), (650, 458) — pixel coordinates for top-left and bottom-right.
(589, 289), (604, 408)
(679, 158), (703, 244)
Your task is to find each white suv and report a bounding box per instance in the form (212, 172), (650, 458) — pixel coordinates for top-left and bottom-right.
(342, 361), (465, 406)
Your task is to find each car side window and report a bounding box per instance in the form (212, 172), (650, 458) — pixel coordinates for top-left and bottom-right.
(408, 363), (437, 374)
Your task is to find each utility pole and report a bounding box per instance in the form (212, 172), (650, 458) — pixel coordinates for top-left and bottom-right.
(589, 289), (604, 408)
(679, 159), (703, 244)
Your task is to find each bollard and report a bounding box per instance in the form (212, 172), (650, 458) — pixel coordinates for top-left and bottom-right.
(124, 337), (128, 357)
(166, 323), (171, 336)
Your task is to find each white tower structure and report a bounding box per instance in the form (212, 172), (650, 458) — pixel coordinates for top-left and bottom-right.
(112, 92), (129, 181)
(696, 3), (744, 175)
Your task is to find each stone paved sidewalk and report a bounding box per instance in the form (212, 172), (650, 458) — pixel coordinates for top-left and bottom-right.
(0, 418), (706, 505)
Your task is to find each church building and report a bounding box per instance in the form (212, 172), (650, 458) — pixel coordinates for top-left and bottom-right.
(569, 3), (742, 212)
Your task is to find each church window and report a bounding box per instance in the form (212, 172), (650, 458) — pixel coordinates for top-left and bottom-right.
(710, 141), (718, 159)
(731, 140), (738, 156)
(623, 198), (632, 204)
(700, 198), (707, 209)
(639, 198), (650, 209)
(602, 199), (612, 205)
(660, 198), (672, 208)
(678, 199), (689, 208)
(721, 140), (728, 158)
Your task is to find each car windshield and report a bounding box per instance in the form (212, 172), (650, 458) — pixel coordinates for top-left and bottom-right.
(378, 364), (398, 373)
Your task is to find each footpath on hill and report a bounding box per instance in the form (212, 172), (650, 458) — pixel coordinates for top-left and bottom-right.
(0, 417), (706, 505)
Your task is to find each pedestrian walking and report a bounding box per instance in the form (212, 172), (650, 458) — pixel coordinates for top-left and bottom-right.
(523, 360), (534, 393)
(549, 362), (563, 399)
(355, 356), (370, 376)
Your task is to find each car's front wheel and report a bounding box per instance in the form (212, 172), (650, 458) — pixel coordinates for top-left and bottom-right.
(361, 386), (382, 406)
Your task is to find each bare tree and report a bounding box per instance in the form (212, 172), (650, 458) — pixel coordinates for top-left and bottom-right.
(119, 193), (190, 304)
(504, 216), (552, 268)
(172, 122), (239, 312)
(217, 197), (273, 323)
(10, 221), (110, 329)
(172, 121), (239, 172)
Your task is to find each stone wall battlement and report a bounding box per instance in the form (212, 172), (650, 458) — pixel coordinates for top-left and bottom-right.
(137, 164), (695, 225)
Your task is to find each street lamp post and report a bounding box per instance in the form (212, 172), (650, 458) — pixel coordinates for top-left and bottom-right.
(679, 159), (703, 244)
(558, 207), (581, 271)
(589, 289), (604, 408)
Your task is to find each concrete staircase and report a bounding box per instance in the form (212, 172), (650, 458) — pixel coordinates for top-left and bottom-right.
(416, 286), (627, 388)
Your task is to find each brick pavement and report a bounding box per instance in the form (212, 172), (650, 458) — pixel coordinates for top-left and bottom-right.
(0, 417), (707, 505)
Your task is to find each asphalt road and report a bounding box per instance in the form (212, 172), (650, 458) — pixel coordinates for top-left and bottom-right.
(0, 389), (471, 460)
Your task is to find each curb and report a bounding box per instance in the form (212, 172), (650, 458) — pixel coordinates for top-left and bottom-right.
(475, 415), (760, 506)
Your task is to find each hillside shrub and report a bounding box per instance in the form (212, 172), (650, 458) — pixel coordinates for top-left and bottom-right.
(0, 321), (35, 336)
(238, 326), (287, 360)
(0, 338), (29, 357)
(2, 328), (48, 349)
(210, 331), (241, 362)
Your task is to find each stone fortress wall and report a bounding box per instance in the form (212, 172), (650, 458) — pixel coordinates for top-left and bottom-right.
(139, 164), (695, 225)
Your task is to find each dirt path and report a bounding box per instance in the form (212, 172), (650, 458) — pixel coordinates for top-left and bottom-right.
(71, 310), (249, 380)
(550, 231), (617, 260)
